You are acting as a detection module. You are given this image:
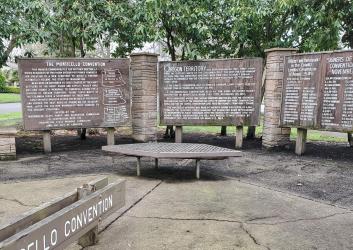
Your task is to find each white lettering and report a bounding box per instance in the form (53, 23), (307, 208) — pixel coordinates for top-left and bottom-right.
(64, 221), (70, 237)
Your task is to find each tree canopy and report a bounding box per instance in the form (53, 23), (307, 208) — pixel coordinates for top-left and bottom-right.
(0, 0), (352, 68)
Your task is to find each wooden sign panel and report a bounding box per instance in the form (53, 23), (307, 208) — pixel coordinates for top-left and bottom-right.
(281, 51), (353, 132)
(159, 58), (263, 126)
(0, 181), (125, 250)
(19, 58), (130, 130)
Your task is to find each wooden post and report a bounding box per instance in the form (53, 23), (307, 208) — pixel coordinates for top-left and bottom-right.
(246, 126), (256, 139)
(43, 130), (52, 153)
(136, 157), (141, 176)
(77, 183), (98, 247)
(175, 126), (183, 143)
(155, 158), (158, 169)
(196, 159), (200, 179)
(107, 127), (115, 145)
(235, 126), (243, 148)
(221, 126), (227, 136)
(295, 128), (307, 155)
(80, 128), (87, 140)
(348, 133), (353, 147)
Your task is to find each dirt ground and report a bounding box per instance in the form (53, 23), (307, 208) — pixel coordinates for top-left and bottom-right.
(2, 131), (353, 210)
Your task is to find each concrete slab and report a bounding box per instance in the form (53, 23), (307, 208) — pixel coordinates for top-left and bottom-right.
(87, 179), (353, 250)
(0, 174), (161, 246)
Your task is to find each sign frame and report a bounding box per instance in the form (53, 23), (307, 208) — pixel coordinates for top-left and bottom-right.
(18, 58), (131, 131)
(159, 58), (263, 126)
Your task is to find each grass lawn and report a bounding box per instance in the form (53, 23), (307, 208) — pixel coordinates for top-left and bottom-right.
(0, 93), (21, 103)
(161, 125), (348, 143)
(0, 110), (347, 143)
(0, 112), (22, 127)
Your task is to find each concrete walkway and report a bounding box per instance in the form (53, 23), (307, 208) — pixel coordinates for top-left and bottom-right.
(1, 174), (353, 249)
(0, 103), (21, 114)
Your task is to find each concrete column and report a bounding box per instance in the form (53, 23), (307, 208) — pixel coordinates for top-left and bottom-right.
(175, 126), (183, 143)
(43, 130), (52, 153)
(295, 128), (307, 155)
(262, 48), (298, 148)
(235, 126), (243, 148)
(130, 53), (158, 142)
(107, 127), (115, 145)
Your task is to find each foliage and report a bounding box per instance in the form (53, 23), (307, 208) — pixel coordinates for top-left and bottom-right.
(41, 0), (144, 58)
(1, 69), (19, 83)
(0, 73), (5, 91)
(136, 0), (213, 60)
(0, 0), (47, 67)
(0, 86), (20, 94)
(136, 0), (348, 60)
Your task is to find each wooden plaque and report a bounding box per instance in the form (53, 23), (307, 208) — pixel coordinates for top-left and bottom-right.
(281, 50), (353, 132)
(19, 58), (130, 130)
(159, 58), (263, 126)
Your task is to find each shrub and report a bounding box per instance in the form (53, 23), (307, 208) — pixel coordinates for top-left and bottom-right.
(0, 74), (5, 92)
(3, 86), (20, 94)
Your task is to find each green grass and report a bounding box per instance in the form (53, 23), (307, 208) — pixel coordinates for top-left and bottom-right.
(160, 124), (347, 143)
(0, 112), (22, 127)
(0, 93), (21, 103)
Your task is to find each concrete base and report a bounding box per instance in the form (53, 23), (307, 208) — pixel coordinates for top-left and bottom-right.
(175, 126), (183, 143)
(43, 130), (52, 153)
(296, 128), (307, 155)
(235, 126), (243, 148)
(107, 127), (115, 145)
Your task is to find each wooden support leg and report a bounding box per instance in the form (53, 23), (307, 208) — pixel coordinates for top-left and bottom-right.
(295, 128), (307, 156)
(196, 159), (200, 179)
(348, 133), (353, 147)
(137, 157), (141, 176)
(107, 127), (115, 145)
(246, 126), (256, 139)
(80, 128), (87, 140)
(235, 126), (243, 149)
(78, 184), (98, 247)
(175, 126), (183, 143)
(221, 126), (227, 136)
(43, 130), (52, 153)
(155, 158), (158, 169)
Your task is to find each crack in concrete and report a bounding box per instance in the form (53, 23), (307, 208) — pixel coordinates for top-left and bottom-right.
(246, 215), (280, 222)
(99, 180), (163, 233)
(127, 215), (243, 224)
(0, 196), (37, 207)
(127, 210), (352, 226)
(127, 215), (270, 250)
(240, 223), (271, 250)
(248, 211), (352, 225)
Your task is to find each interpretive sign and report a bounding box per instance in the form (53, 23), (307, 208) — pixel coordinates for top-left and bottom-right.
(19, 58), (130, 130)
(159, 58), (263, 126)
(281, 50), (353, 132)
(0, 180), (125, 250)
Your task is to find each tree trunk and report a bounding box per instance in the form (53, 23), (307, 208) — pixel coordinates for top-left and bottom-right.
(0, 36), (17, 68)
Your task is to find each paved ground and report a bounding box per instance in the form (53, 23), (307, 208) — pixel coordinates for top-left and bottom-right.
(0, 103), (21, 114)
(1, 132), (353, 249)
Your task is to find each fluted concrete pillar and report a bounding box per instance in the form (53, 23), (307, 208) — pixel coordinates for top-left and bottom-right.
(130, 53), (158, 142)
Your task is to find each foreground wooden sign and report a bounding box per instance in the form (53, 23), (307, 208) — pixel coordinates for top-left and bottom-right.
(0, 178), (125, 250)
(281, 50), (353, 132)
(159, 58), (263, 126)
(19, 58), (130, 130)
